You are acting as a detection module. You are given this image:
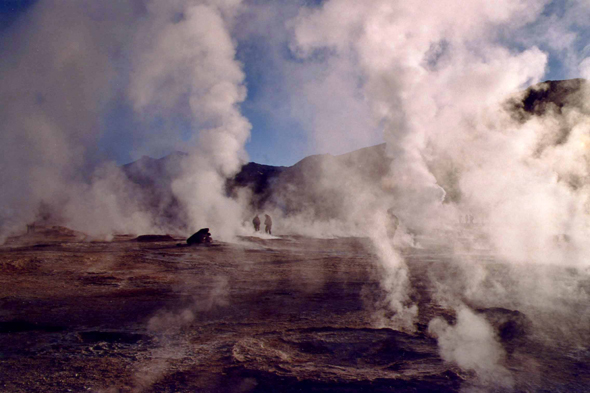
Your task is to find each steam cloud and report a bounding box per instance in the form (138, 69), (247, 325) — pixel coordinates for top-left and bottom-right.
(287, 0), (590, 381)
(0, 0), (251, 241)
(429, 307), (513, 388)
(130, 0), (251, 238)
(3, 0), (590, 387)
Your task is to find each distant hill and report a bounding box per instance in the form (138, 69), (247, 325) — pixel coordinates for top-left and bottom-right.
(121, 151), (188, 228)
(508, 78), (588, 119)
(122, 78), (588, 220)
(121, 143), (390, 218)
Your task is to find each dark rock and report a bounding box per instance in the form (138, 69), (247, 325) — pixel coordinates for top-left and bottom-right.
(187, 228), (212, 245)
(476, 307), (531, 351)
(135, 234), (175, 242)
(511, 78), (587, 118)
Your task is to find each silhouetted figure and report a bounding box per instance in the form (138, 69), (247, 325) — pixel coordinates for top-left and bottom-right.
(460, 213), (474, 225)
(264, 214), (272, 235)
(26, 224), (35, 234)
(554, 234), (570, 244)
(187, 228), (212, 245)
(386, 208), (399, 238)
(252, 215), (261, 232)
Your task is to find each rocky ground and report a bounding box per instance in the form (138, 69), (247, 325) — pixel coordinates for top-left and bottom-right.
(1, 226), (589, 392)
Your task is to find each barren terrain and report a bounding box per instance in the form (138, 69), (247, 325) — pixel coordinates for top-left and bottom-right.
(1, 226), (589, 392)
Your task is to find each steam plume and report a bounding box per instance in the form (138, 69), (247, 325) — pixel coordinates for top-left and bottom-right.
(0, 0), (251, 241)
(129, 0), (251, 239)
(289, 0), (590, 380)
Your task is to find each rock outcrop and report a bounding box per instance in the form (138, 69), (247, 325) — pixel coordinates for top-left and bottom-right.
(187, 228), (212, 245)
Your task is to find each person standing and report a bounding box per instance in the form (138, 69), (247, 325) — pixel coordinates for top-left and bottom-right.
(252, 215), (261, 232)
(386, 208), (399, 239)
(264, 214), (272, 235)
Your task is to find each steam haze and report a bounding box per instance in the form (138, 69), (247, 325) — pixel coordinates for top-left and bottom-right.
(2, 0), (590, 389)
(286, 0), (590, 382)
(0, 0), (251, 240)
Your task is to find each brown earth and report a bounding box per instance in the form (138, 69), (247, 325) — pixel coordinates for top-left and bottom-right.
(0, 228), (589, 392)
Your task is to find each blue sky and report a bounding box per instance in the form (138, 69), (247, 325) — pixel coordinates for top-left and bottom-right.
(236, 0), (589, 166)
(1, 0), (588, 168)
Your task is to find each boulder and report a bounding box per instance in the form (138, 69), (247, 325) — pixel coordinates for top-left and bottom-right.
(187, 228), (212, 245)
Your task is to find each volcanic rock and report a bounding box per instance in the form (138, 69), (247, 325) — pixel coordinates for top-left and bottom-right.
(510, 78), (588, 119)
(476, 307), (531, 351)
(187, 228), (212, 245)
(135, 234), (175, 242)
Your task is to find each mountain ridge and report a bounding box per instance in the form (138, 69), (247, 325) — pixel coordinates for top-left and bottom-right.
(121, 78), (588, 219)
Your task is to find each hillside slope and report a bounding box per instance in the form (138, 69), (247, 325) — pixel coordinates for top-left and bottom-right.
(122, 78), (588, 220)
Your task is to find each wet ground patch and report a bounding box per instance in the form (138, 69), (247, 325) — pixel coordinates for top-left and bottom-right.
(230, 326), (460, 390)
(0, 320), (66, 334)
(76, 331), (147, 344)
